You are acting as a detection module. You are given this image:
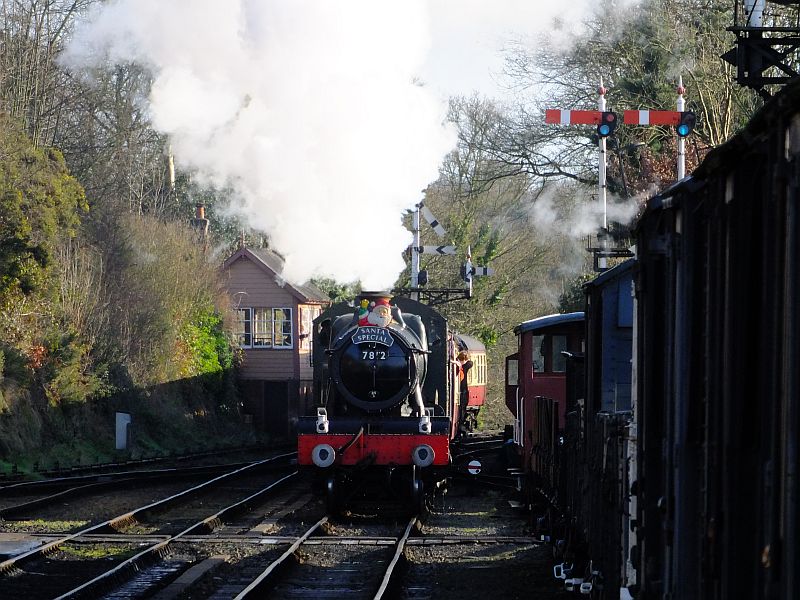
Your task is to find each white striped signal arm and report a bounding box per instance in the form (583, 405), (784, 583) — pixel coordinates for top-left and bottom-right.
(418, 201), (446, 237)
(623, 110), (681, 126)
(544, 109), (604, 125)
(417, 245), (457, 255)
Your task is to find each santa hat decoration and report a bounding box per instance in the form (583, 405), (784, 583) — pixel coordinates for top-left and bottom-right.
(373, 298), (391, 308)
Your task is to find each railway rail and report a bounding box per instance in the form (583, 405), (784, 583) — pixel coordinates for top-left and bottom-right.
(0, 441), (564, 599)
(0, 453), (297, 598)
(232, 516), (414, 599)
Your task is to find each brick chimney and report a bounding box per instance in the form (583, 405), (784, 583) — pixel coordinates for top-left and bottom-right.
(190, 203), (209, 246)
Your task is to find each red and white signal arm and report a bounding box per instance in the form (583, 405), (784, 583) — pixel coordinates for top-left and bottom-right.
(623, 110), (682, 126)
(545, 109), (604, 125)
(467, 459), (482, 475)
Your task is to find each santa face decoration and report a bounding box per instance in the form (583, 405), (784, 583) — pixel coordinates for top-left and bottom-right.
(358, 298), (394, 328)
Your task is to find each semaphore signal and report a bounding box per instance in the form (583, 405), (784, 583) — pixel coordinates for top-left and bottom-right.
(622, 77), (695, 179)
(544, 79), (613, 269)
(544, 77), (697, 270)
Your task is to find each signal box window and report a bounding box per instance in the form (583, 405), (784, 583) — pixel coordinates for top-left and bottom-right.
(241, 307), (293, 349)
(300, 306), (320, 351)
(273, 308), (293, 348)
(253, 308), (274, 347)
(237, 308), (252, 348)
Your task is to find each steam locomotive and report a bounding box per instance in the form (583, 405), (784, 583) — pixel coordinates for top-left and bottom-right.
(297, 292), (486, 512)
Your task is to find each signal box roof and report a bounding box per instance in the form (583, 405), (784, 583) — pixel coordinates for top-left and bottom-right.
(514, 312), (585, 335)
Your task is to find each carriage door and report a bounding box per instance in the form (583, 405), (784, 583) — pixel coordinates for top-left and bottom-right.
(506, 353), (522, 446)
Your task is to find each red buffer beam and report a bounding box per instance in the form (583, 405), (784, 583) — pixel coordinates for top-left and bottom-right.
(623, 110), (681, 126)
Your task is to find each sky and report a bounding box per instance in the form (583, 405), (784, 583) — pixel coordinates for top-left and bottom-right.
(421, 0), (595, 100)
(64, 0), (600, 289)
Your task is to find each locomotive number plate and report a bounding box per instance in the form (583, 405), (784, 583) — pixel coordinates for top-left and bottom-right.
(361, 350), (387, 360)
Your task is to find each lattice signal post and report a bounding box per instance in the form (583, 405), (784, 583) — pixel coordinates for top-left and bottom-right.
(723, 0), (800, 99)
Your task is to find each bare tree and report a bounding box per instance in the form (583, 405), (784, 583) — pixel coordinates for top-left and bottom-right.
(497, 0), (760, 186)
(0, 0), (94, 146)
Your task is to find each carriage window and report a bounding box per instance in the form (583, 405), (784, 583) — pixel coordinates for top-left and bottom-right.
(552, 335), (567, 372)
(532, 335), (545, 373)
(507, 358), (518, 386)
(468, 353), (486, 385)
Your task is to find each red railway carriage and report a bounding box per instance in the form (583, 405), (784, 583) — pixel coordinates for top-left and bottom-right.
(505, 312), (584, 474)
(456, 334), (486, 431)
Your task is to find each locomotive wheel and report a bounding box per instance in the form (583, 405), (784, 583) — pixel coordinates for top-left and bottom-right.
(411, 466), (426, 515)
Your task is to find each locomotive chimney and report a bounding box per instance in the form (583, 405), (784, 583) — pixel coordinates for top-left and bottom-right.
(357, 291), (394, 305)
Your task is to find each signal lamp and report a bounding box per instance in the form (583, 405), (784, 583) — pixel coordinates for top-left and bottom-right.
(597, 111), (618, 137)
(676, 111), (696, 137)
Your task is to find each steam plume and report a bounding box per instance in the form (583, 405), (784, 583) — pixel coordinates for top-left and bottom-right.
(65, 0), (456, 289)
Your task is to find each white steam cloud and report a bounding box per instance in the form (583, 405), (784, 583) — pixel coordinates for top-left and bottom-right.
(530, 189), (639, 240)
(529, 184), (641, 295)
(65, 0), (456, 289)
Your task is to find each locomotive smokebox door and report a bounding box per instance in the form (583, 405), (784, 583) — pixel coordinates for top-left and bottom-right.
(329, 291), (427, 412)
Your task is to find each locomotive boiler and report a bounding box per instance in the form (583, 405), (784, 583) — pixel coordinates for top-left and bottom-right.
(297, 292), (485, 513)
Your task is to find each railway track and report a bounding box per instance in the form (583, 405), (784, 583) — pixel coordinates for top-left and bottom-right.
(0, 453), (298, 598)
(230, 516), (414, 599)
(1, 446), (564, 599)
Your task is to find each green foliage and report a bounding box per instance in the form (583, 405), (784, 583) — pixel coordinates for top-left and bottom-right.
(312, 277), (360, 302)
(179, 308), (234, 376)
(0, 343), (29, 384)
(91, 215), (235, 386)
(558, 272), (596, 313)
(0, 122), (86, 298)
(475, 326), (500, 349)
(39, 330), (110, 407)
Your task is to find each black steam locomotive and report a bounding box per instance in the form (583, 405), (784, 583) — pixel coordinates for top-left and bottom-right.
(298, 292), (485, 512)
